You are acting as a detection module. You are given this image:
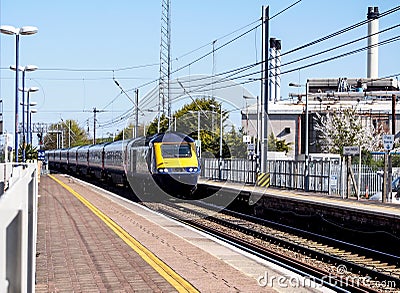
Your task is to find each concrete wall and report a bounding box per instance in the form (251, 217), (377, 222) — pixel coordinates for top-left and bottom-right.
(0, 164), (38, 293)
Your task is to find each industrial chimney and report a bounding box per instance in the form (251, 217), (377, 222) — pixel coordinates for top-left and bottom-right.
(367, 6), (379, 79)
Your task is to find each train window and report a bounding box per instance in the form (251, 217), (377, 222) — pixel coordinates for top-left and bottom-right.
(161, 144), (192, 158)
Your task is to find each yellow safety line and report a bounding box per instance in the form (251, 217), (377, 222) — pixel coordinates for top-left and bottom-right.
(48, 174), (199, 293)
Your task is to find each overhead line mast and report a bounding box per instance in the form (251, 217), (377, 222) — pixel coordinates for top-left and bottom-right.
(159, 0), (172, 131)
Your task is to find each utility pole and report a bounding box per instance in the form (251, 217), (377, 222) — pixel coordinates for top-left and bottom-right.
(260, 5), (269, 173)
(388, 94), (397, 201)
(92, 107), (104, 144)
(135, 89), (139, 138)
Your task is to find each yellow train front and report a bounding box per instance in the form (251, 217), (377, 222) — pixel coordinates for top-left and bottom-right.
(126, 132), (200, 199)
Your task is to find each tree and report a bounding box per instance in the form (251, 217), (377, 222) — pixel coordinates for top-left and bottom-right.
(17, 144), (37, 162)
(315, 108), (383, 154)
(268, 133), (292, 154)
(224, 126), (247, 158)
(43, 120), (90, 149)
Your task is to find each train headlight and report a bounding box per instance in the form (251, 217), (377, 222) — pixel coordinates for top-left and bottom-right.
(158, 168), (169, 173)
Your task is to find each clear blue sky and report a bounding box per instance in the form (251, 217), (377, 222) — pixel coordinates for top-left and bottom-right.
(1, 0), (399, 142)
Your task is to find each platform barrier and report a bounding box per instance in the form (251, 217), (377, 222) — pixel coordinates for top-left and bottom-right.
(0, 164), (38, 293)
(256, 172), (270, 187)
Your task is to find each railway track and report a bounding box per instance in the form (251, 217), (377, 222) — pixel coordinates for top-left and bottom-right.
(144, 201), (400, 292)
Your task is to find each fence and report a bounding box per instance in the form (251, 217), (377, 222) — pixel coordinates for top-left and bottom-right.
(0, 164), (38, 293)
(201, 157), (388, 198)
(201, 158), (257, 184)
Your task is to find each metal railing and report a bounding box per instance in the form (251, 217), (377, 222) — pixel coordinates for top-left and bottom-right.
(0, 163), (38, 293)
(200, 157), (387, 198)
(201, 158), (257, 184)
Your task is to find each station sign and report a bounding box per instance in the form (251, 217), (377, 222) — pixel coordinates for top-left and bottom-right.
(38, 150), (45, 161)
(243, 135), (251, 143)
(382, 134), (394, 151)
(343, 146), (359, 156)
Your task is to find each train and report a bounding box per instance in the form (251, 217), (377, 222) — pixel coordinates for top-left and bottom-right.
(46, 132), (201, 198)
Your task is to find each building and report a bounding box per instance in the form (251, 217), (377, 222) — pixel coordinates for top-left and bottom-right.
(242, 78), (400, 159)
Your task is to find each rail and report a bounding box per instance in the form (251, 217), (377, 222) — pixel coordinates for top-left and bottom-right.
(0, 163), (38, 293)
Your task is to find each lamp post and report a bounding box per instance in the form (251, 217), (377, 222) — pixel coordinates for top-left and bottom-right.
(219, 103), (223, 180)
(243, 95), (255, 136)
(29, 108), (37, 146)
(17, 84), (38, 162)
(289, 80), (309, 191)
(1, 25), (38, 162)
(11, 65), (38, 146)
(188, 110), (202, 157)
(26, 87), (39, 144)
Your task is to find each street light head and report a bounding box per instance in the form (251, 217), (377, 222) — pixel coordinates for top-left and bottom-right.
(19, 26), (38, 35)
(289, 82), (301, 87)
(30, 101), (37, 106)
(9, 65), (24, 71)
(0, 25), (18, 35)
(25, 65), (38, 72)
(28, 87), (39, 92)
(30, 109), (38, 114)
(18, 86), (39, 93)
(10, 64), (38, 72)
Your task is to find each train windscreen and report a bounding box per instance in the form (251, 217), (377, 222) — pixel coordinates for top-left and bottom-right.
(161, 143), (192, 158)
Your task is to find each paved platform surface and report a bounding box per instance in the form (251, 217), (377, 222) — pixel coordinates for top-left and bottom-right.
(199, 179), (400, 218)
(35, 175), (177, 292)
(38, 175), (315, 292)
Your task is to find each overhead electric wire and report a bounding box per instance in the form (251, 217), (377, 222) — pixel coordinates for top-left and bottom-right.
(126, 25), (400, 119)
(165, 34), (400, 99)
(276, 23), (400, 70)
(127, 0), (303, 112)
(280, 4), (400, 58)
(279, 34), (400, 76)
(162, 4), (400, 98)
(175, 18), (261, 61)
(142, 4), (400, 102)
(170, 24), (261, 76)
(38, 63), (159, 72)
(269, 0), (302, 20)
(170, 0), (302, 76)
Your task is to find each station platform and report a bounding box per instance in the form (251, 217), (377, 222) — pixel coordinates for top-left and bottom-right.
(199, 178), (400, 246)
(36, 174), (328, 292)
(199, 178), (400, 218)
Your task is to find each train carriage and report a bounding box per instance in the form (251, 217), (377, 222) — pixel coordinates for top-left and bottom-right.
(88, 142), (110, 180)
(53, 149), (61, 170)
(148, 132), (200, 194)
(126, 132), (200, 197)
(46, 149), (55, 169)
(59, 148), (69, 172)
(76, 145), (90, 176)
(67, 146), (81, 174)
(103, 139), (131, 185)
